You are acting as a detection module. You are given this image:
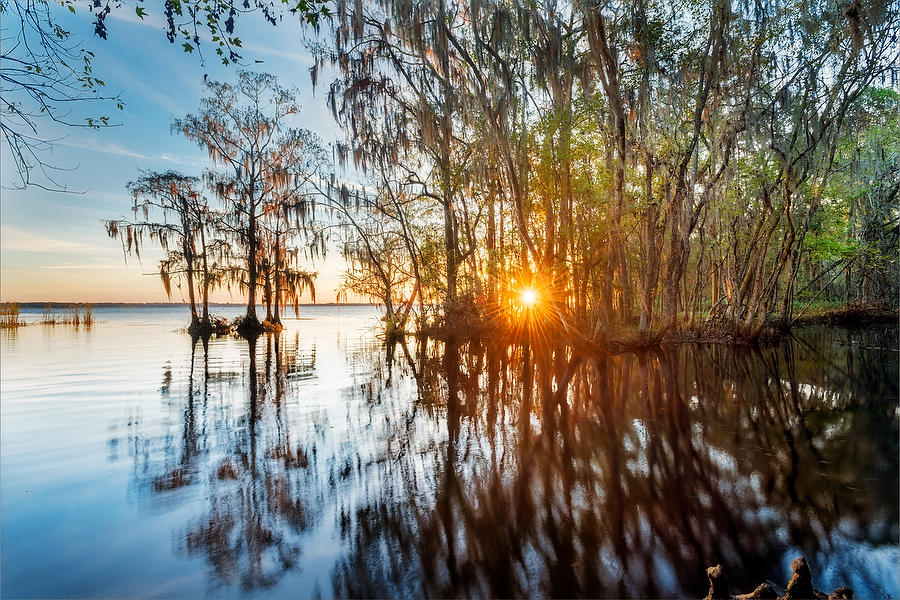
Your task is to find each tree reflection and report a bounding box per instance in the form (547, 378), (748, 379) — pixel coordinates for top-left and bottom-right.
(113, 325), (898, 597)
(116, 331), (323, 593)
(331, 327), (898, 598)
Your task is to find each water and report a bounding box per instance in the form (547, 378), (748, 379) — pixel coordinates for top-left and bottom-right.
(1, 306), (897, 598)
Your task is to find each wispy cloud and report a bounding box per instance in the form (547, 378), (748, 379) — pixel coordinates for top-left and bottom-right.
(157, 153), (206, 168)
(55, 138), (204, 167)
(242, 41), (315, 67)
(40, 263), (124, 270)
(106, 7), (168, 30)
(0, 226), (107, 253)
(57, 139), (150, 160)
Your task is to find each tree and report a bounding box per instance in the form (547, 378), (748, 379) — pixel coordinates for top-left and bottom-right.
(314, 0), (898, 345)
(107, 170), (221, 330)
(258, 198), (319, 325)
(175, 71), (325, 332)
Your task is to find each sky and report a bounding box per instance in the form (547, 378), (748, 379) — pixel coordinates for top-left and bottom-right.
(0, 3), (350, 303)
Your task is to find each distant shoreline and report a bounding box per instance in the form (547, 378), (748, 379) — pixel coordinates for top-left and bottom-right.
(8, 302), (380, 309)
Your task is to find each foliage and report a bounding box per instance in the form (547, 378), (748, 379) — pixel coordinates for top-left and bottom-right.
(1, 0), (328, 190)
(312, 0), (899, 341)
(108, 72), (327, 331)
(0, 0), (123, 190)
(0, 302), (22, 328)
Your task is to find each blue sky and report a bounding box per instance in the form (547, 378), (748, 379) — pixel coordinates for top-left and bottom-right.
(1, 3), (348, 303)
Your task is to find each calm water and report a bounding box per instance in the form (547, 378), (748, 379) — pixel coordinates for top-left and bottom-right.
(1, 306), (897, 598)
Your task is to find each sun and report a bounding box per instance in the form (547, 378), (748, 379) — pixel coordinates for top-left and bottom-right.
(519, 288), (538, 307)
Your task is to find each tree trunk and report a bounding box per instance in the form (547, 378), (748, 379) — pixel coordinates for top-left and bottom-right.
(246, 203), (259, 325)
(264, 262), (273, 323)
(180, 198), (199, 328)
(199, 223), (210, 326)
(273, 234), (281, 325)
(640, 152), (659, 333)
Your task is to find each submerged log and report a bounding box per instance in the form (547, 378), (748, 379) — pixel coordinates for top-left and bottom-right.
(705, 565), (730, 600)
(783, 557), (818, 599)
(702, 558), (853, 600)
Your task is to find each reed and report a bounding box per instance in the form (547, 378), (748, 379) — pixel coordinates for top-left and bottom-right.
(41, 303), (54, 324)
(1, 302), (22, 328)
(40, 304), (97, 326)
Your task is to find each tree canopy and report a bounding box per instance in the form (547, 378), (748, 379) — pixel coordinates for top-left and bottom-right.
(313, 0), (899, 342)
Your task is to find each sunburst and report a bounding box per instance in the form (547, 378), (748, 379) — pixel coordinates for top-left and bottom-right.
(519, 288), (538, 308)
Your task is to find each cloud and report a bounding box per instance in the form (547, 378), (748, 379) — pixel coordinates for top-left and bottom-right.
(0, 226), (107, 253)
(55, 138), (204, 168)
(106, 7), (168, 30)
(39, 263), (124, 270)
(242, 41), (315, 67)
(57, 139), (150, 160)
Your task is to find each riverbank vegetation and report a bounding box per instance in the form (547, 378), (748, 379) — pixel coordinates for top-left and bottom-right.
(319, 0), (899, 347)
(1, 303), (22, 329)
(105, 0), (898, 346)
(1, 303), (94, 328)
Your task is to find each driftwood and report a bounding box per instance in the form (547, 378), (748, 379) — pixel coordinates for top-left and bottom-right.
(704, 557), (853, 600)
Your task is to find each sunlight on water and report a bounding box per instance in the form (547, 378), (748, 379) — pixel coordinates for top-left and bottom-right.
(1, 307), (897, 598)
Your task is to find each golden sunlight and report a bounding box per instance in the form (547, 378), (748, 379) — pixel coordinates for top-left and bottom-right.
(519, 288), (538, 307)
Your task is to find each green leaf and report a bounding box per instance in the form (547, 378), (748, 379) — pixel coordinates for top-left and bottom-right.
(68, 4), (75, 13)
(182, 42), (194, 53)
(135, 6), (147, 19)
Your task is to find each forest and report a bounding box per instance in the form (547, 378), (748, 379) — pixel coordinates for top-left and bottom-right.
(102, 0), (899, 343)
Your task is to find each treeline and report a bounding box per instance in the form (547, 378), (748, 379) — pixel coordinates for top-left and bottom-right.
(316, 0), (899, 342)
(107, 1), (898, 343)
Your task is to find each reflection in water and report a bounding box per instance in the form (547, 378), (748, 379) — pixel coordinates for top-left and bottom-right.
(180, 334), (322, 592)
(118, 326), (898, 598)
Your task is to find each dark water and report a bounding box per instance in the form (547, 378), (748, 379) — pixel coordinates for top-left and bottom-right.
(1, 307), (897, 598)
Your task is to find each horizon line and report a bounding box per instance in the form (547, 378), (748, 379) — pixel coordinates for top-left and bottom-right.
(2, 301), (381, 307)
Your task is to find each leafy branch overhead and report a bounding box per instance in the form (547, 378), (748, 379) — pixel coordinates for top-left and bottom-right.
(0, 0), (330, 191)
(0, 1), (125, 190)
(90, 0), (330, 65)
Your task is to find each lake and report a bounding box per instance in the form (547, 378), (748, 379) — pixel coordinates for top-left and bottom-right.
(1, 306), (897, 598)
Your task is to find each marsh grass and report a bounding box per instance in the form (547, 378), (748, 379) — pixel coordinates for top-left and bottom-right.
(39, 303), (95, 326)
(1, 302), (22, 328)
